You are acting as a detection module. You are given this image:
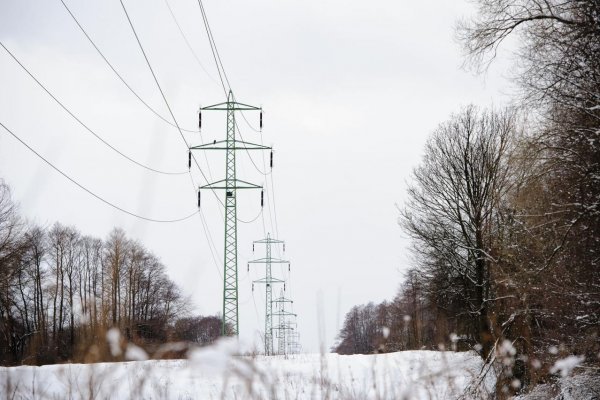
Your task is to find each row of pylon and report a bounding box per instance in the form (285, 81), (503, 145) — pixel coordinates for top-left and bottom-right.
(248, 233), (301, 356)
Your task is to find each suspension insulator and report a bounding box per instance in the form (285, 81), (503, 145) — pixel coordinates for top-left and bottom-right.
(261, 190), (264, 207)
(247, 264), (249, 272)
(283, 243), (286, 252)
(284, 283), (286, 291)
(197, 190), (201, 208)
(288, 263), (291, 272)
(252, 283), (254, 292)
(198, 111), (202, 129)
(260, 111), (263, 129)
(270, 151), (273, 168)
(253, 243), (255, 252)
(188, 151), (191, 169)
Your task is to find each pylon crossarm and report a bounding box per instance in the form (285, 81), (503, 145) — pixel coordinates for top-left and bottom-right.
(254, 238), (284, 244)
(201, 101), (261, 111)
(190, 140), (271, 151)
(248, 257), (289, 264)
(200, 179), (262, 190)
(272, 311), (297, 317)
(274, 325), (295, 331)
(272, 297), (293, 303)
(253, 277), (285, 284)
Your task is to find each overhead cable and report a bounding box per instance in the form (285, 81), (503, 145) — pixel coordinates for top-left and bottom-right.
(162, 0), (217, 84)
(0, 41), (187, 176)
(118, 0), (224, 208)
(59, 0), (203, 134)
(0, 120), (198, 223)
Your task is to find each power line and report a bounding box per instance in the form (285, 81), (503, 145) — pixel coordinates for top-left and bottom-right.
(59, 0), (203, 134)
(195, 2), (268, 179)
(63, 0), (226, 263)
(0, 40), (187, 176)
(162, 0), (217, 85)
(238, 207), (263, 224)
(0, 120), (198, 223)
(240, 110), (262, 133)
(234, 115), (271, 176)
(118, 0), (224, 209)
(117, 0), (230, 296)
(269, 170), (282, 241)
(197, 0), (231, 95)
(195, 0), (271, 211)
(187, 172), (222, 279)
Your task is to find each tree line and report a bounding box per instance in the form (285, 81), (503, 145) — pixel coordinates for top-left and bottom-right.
(334, 0), (599, 394)
(0, 181), (221, 365)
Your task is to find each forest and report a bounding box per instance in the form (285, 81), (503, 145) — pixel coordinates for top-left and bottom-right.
(0, 181), (222, 365)
(333, 0), (599, 393)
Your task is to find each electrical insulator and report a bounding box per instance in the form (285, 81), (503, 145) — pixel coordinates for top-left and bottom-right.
(247, 264), (249, 272)
(188, 151), (191, 169)
(283, 243), (286, 252)
(270, 151), (273, 168)
(252, 283), (254, 292)
(260, 190), (264, 207)
(288, 263), (291, 272)
(253, 243), (255, 252)
(260, 111), (263, 129)
(198, 111), (202, 129)
(284, 283), (286, 291)
(197, 190), (201, 208)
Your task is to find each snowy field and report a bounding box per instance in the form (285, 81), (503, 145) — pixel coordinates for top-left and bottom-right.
(0, 345), (494, 399)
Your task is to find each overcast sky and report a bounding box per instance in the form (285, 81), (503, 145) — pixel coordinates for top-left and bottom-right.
(0, 0), (514, 352)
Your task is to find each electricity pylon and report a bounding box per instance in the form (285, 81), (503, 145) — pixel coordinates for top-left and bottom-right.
(248, 233), (289, 355)
(191, 90), (270, 336)
(272, 292), (295, 355)
(287, 331), (301, 354)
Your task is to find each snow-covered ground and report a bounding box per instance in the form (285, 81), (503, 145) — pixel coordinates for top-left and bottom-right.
(514, 370), (600, 400)
(0, 344), (494, 399)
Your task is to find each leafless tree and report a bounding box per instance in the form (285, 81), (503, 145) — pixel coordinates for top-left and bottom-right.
(400, 106), (519, 356)
(458, 0), (600, 366)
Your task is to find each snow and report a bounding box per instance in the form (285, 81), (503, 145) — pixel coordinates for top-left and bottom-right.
(382, 326), (390, 339)
(515, 370), (600, 400)
(125, 344), (149, 362)
(550, 355), (585, 378)
(0, 347), (493, 399)
(106, 328), (122, 357)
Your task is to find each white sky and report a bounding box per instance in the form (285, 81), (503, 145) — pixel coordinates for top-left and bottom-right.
(0, 0), (514, 353)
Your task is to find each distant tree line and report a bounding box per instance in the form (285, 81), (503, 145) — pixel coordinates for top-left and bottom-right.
(334, 0), (599, 394)
(0, 181), (221, 365)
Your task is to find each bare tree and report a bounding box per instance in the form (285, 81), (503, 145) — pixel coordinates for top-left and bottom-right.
(400, 106), (519, 356)
(104, 228), (129, 327)
(458, 0), (600, 365)
(0, 181), (28, 363)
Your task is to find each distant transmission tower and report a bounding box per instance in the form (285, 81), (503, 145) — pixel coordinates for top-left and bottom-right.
(287, 331), (301, 354)
(192, 90), (270, 335)
(272, 291), (296, 356)
(248, 234), (289, 355)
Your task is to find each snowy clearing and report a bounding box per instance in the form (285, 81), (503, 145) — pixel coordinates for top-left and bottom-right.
(0, 349), (494, 399)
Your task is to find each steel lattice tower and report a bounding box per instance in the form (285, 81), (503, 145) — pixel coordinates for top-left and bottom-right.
(272, 292), (295, 355)
(191, 90), (270, 335)
(248, 234), (288, 355)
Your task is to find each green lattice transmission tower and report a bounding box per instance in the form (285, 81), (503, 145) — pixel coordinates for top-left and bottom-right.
(272, 292), (296, 355)
(248, 234), (289, 355)
(191, 90), (270, 335)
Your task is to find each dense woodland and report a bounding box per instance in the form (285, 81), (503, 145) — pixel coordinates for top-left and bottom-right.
(334, 0), (599, 394)
(0, 182), (222, 365)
